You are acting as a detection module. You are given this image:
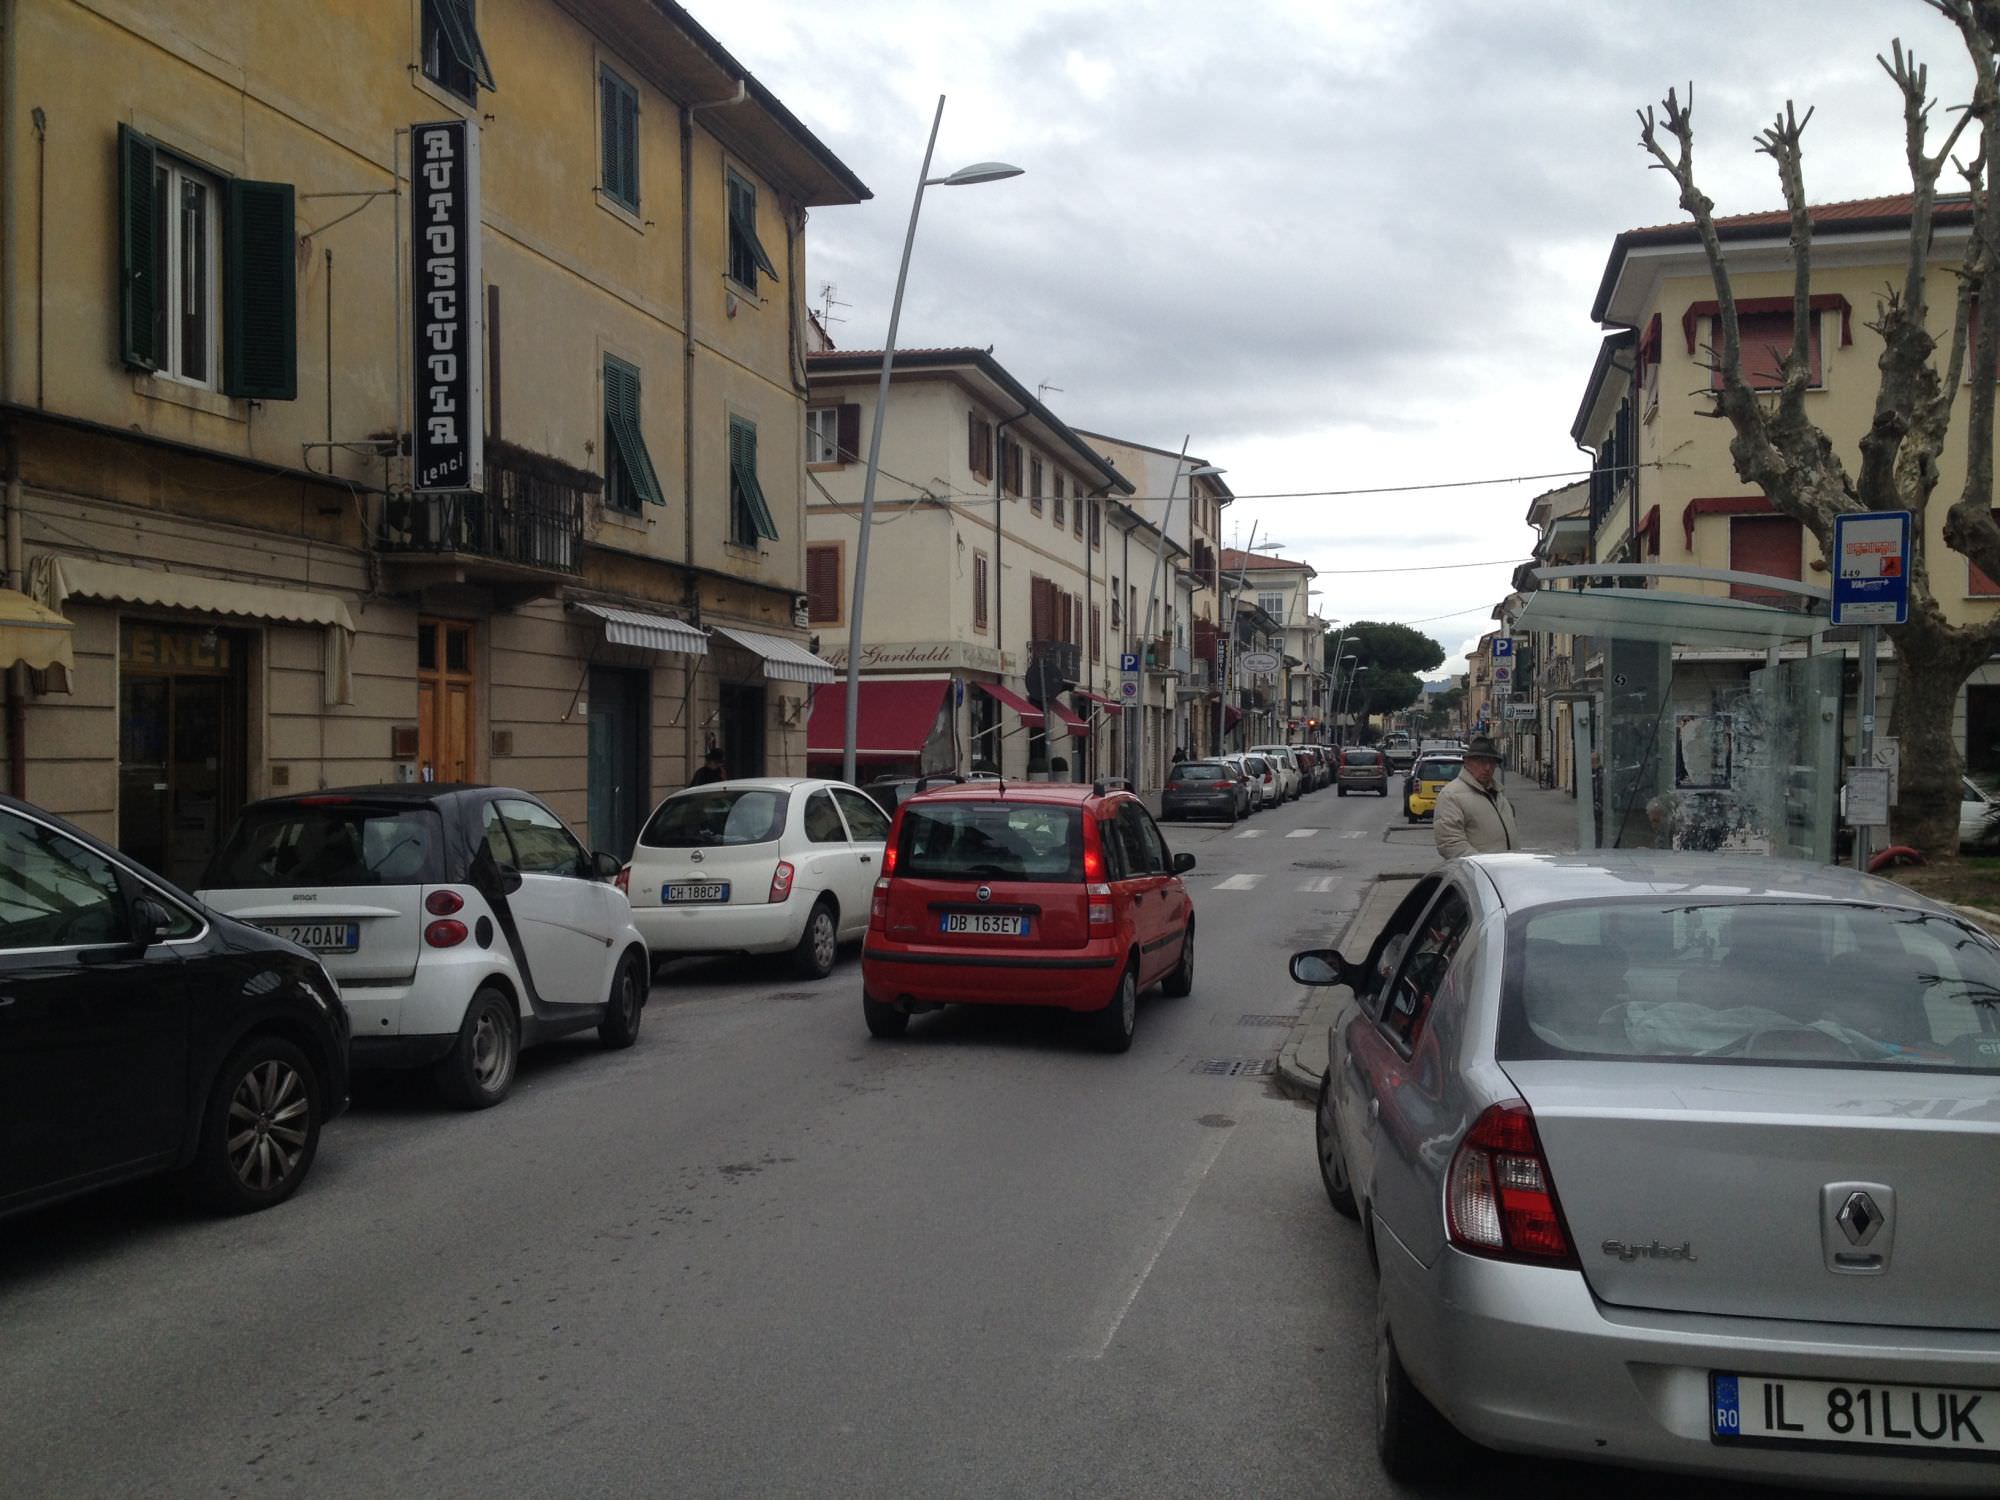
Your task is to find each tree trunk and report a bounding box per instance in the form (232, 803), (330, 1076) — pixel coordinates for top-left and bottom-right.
(1886, 620), (1976, 857)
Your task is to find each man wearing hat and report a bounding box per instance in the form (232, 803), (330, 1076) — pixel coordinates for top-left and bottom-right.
(1433, 736), (1518, 861)
(689, 746), (727, 787)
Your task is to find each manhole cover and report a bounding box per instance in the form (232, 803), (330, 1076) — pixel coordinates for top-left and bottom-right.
(1191, 1058), (1277, 1077)
(1239, 1014), (1298, 1027)
(1291, 859), (1345, 871)
(766, 991), (819, 1002)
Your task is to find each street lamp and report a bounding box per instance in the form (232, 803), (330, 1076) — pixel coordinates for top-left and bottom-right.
(1131, 460), (1225, 788)
(1339, 663), (1370, 742)
(842, 98), (1023, 786)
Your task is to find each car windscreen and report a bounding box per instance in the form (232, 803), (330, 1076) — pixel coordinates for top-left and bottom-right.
(1499, 899), (2000, 1072)
(1343, 749), (1381, 766)
(1414, 759), (1461, 781)
(896, 802), (1083, 882)
(204, 802), (442, 888)
(1170, 763), (1226, 782)
(640, 787), (790, 848)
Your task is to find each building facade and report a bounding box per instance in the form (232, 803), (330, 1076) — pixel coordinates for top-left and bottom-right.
(0, 0), (863, 881)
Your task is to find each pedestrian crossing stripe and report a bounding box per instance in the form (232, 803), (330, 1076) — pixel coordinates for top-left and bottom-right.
(1235, 828), (1264, 838)
(1298, 875), (1339, 894)
(1285, 828), (1317, 838)
(1340, 830), (1366, 839)
(1213, 873), (1264, 891)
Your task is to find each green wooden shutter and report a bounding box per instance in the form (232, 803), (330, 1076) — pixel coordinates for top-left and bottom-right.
(117, 124), (160, 371)
(604, 357), (664, 506)
(435, 0), (497, 92)
(729, 417), (778, 542)
(600, 69), (638, 210)
(599, 71), (618, 196)
(222, 178), (297, 400)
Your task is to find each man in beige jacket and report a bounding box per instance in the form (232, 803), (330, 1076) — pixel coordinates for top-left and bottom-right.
(1433, 736), (1519, 860)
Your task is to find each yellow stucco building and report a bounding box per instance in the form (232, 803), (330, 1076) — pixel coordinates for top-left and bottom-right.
(0, 0), (866, 880)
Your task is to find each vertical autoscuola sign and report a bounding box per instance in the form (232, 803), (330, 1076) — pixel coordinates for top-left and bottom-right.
(411, 120), (483, 494)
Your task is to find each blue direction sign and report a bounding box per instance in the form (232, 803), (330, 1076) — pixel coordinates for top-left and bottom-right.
(1832, 511), (1911, 626)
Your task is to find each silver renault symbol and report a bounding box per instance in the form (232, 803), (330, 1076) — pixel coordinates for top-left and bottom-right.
(1293, 853), (2000, 1493)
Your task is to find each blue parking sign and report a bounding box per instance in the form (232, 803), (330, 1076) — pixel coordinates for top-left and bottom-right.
(1491, 638), (1514, 659)
(1831, 512), (1911, 626)
(1119, 652), (1140, 673)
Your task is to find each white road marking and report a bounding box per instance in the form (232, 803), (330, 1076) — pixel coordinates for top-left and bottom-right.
(1080, 1125), (1233, 1360)
(1298, 875), (1339, 894)
(1235, 828), (1264, 839)
(1340, 829), (1366, 840)
(1285, 828), (1318, 839)
(1214, 873), (1264, 891)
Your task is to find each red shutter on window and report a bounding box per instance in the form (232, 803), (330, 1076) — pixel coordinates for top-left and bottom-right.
(1729, 515), (1804, 606)
(1718, 309), (1821, 390)
(838, 403), (861, 464)
(806, 545), (841, 623)
(968, 411), (981, 476)
(974, 553), (990, 628)
(1070, 595), (1082, 645)
(1092, 604), (1102, 657)
(1969, 509), (2000, 596)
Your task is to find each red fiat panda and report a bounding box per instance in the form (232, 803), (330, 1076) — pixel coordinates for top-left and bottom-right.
(861, 781), (1196, 1052)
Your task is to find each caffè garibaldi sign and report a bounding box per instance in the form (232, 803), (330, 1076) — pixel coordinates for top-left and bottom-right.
(412, 119), (483, 494)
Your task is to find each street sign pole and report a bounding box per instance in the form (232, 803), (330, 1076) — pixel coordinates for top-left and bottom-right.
(1829, 511), (1910, 872)
(1855, 624), (1877, 872)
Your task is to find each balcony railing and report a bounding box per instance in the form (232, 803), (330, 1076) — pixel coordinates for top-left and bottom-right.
(379, 441), (588, 576)
(1026, 639), (1082, 703)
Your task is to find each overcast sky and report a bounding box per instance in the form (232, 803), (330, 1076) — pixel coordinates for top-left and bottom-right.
(701, 1), (1978, 674)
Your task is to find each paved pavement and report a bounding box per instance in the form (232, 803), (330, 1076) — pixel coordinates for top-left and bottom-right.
(1275, 778), (1583, 1100)
(1, 775), (1780, 1500)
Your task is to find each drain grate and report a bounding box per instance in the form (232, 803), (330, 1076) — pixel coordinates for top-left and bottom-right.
(1239, 1013), (1299, 1027)
(1291, 859), (1345, 871)
(1191, 1057), (1277, 1077)
(765, 991), (820, 1002)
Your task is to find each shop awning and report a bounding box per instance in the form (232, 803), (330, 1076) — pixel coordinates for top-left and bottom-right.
(571, 601), (707, 655)
(33, 554), (354, 704)
(807, 678), (949, 759)
(1073, 688), (1124, 714)
(0, 588), (73, 673)
(1223, 705), (1243, 730)
(1050, 701), (1088, 736)
(974, 680), (1044, 728)
(710, 624), (838, 684)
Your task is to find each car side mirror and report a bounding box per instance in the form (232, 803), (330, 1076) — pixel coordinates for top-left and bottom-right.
(592, 850), (623, 881)
(132, 895), (172, 949)
(1290, 947), (1360, 988)
(1173, 852), (1196, 874)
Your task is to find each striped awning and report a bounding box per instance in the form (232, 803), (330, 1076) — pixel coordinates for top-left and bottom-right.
(572, 601), (708, 656)
(710, 624), (838, 685)
(0, 588), (72, 673)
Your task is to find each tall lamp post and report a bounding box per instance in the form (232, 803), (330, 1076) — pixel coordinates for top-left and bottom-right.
(841, 98), (1022, 787)
(1130, 460), (1225, 789)
(1338, 662), (1369, 742)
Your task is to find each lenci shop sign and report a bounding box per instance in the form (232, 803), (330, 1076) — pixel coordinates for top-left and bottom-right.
(411, 119), (483, 494)
(121, 622), (232, 671)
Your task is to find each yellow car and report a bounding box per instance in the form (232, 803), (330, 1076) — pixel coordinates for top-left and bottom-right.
(1403, 755), (1463, 822)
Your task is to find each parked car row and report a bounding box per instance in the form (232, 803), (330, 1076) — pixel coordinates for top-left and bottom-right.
(1160, 745), (1342, 824)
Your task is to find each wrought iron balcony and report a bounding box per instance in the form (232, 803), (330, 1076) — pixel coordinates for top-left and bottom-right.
(1026, 639), (1082, 703)
(379, 440), (589, 588)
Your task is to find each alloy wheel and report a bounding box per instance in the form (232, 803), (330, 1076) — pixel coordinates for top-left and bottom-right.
(226, 1059), (310, 1192)
(813, 912), (837, 973)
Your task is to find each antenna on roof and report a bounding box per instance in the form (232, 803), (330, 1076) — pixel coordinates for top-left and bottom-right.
(817, 282), (850, 328)
(1037, 382), (1064, 403)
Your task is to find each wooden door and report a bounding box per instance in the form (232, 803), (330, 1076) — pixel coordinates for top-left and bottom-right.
(417, 618), (477, 783)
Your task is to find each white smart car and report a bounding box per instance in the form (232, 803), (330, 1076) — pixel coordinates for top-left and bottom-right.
(623, 778), (890, 978)
(1249, 744), (1303, 801)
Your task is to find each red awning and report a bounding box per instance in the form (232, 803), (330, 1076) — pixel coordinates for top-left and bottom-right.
(1073, 688), (1124, 716)
(974, 680), (1044, 728)
(1051, 701), (1088, 736)
(807, 677), (950, 759)
(1223, 705), (1243, 730)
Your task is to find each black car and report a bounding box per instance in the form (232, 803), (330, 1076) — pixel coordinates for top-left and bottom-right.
(860, 772), (966, 818)
(0, 795), (350, 1220)
(1161, 760), (1248, 823)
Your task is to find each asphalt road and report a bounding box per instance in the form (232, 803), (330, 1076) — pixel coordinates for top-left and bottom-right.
(0, 784), (1783, 1499)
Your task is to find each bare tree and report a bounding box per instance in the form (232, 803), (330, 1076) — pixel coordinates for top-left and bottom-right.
(1637, 1), (2000, 858)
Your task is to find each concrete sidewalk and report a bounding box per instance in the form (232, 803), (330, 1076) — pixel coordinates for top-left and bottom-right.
(1273, 780), (1581, 1100)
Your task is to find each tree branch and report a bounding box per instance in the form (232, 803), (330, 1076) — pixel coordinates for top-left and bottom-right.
(1754, 100), (1818, 423)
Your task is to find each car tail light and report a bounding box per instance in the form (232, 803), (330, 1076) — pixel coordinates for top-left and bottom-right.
(614, 864), (631, 896)
(425, 889), (464, 917)
(425, 918), (469, 948)
(769, 860), (795, 903)
(1446, 1100), (1576, 1266)
(870, 878), (889, 933)
(1083, 819), (1106, 882)
(885, 844), (899, 876)
(1087, 882), (1114, 927)
(1165, 781), (1184, 792)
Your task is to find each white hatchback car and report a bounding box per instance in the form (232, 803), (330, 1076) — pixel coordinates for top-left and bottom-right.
(200, 785), (650, 1110)
(623, 778), (890, 979)
(1249, 745), (1302, 801)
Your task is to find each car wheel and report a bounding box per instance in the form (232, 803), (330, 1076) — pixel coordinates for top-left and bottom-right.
(1338, 786), (1348, 797)
(1375, 1298), (1459, 1483)
(190, 1035), (323, 1213)
(1090, 966), (1138, 1053)
(1315, 1070), (1359, 1218)
(1226, 807), (1239, 826)
(435, 985), (519, 1109)
(863, 995), (908, 1039)
(792, 899), (839, 980)
(598, 950), (646, 1049)
(1161, 923), (1195, 998)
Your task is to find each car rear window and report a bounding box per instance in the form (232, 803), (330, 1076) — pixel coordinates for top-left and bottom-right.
(1414, 759), (1460, 781)
(640, 788), (790, 848)
(897, 802), (1083, 882)
(1171, 763), (1225, 782)
(1500, 900), (2000, 1072)
(1344, 749), (1382, 766)
(205, 803), (441, 888)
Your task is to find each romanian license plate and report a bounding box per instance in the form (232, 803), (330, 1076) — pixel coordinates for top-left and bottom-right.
(664, 882), (729, 904)
(263, 922), (360, 953)
(940, 912), (1026, 937)
(1712, 1373), (1995, 1455)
